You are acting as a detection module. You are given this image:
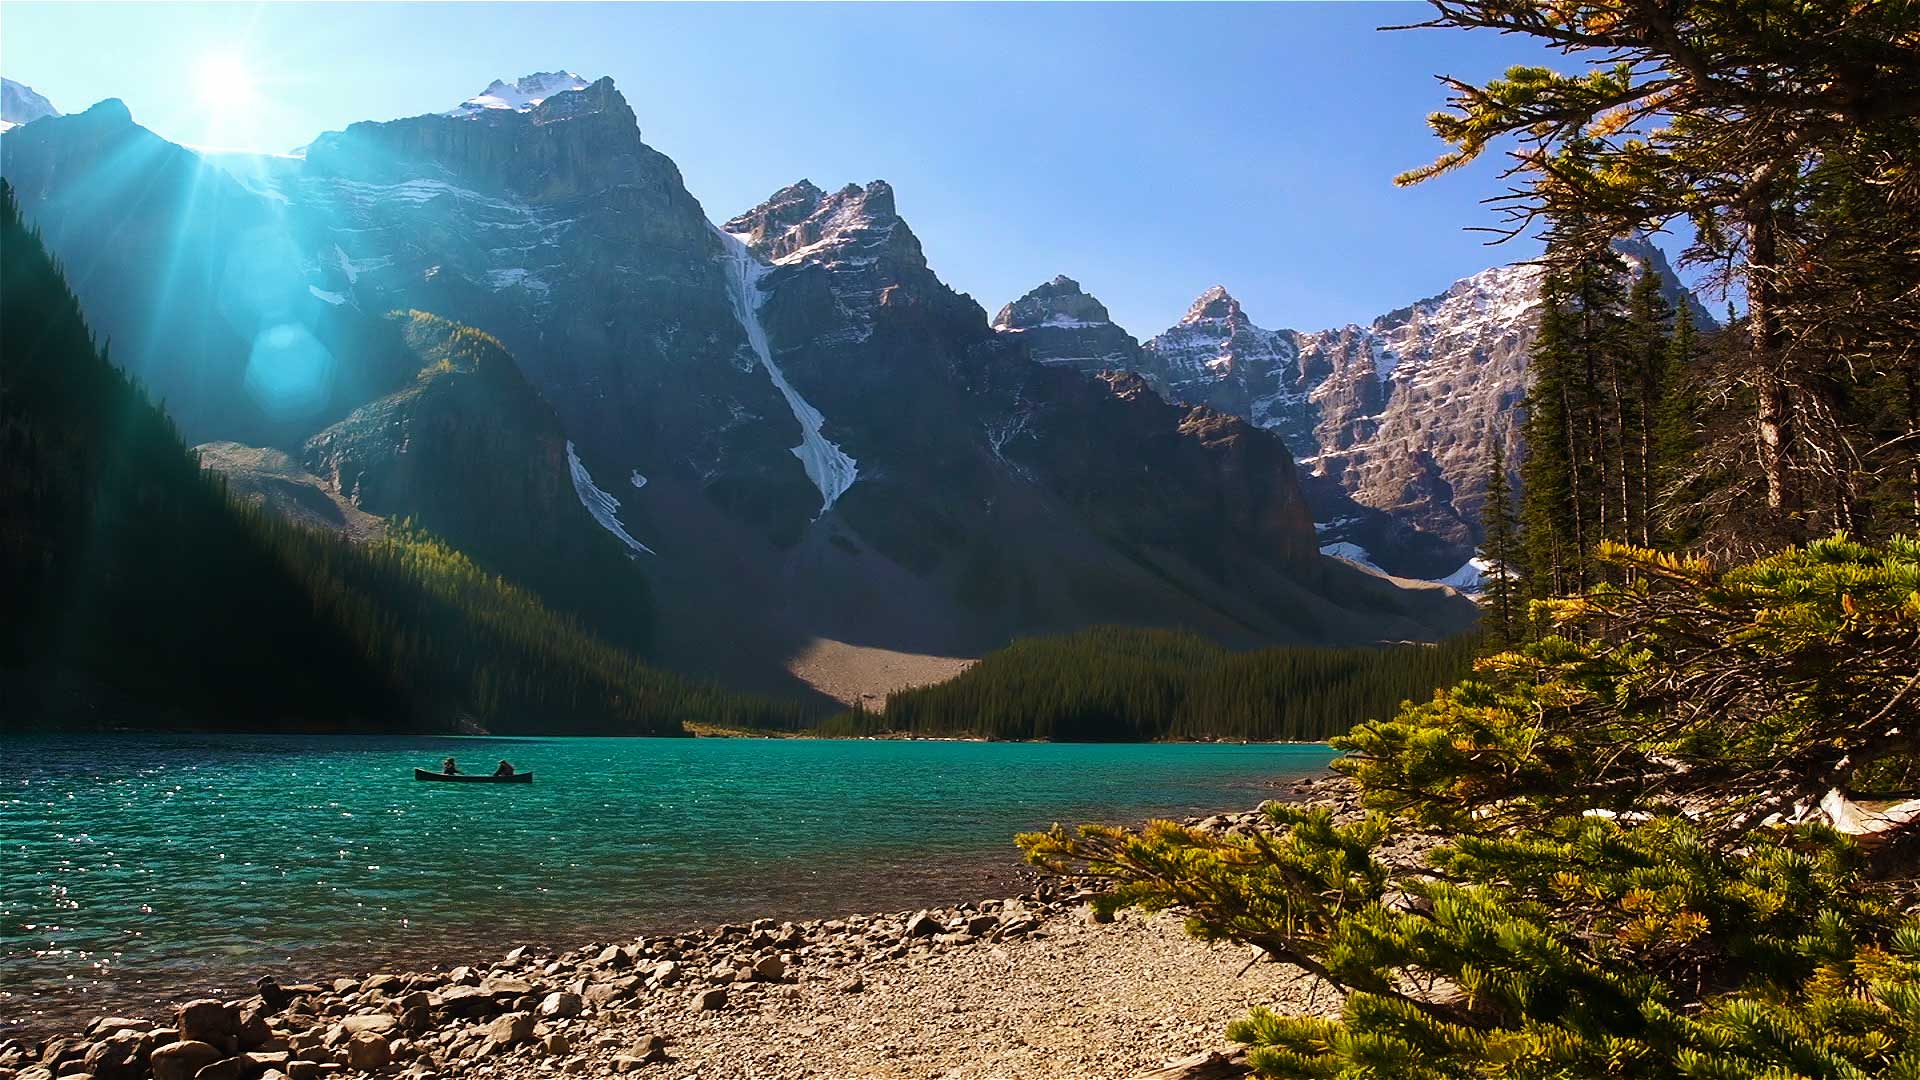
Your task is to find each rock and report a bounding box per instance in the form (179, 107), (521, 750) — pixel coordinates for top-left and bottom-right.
(191, 1057), (245, 1080)
(592, 945), (629, 969)
(502, 946), (527, 966)
(38, 1043), (82, 1069)
(538, 1034), (567, 1057)
(345, 1034), (389, 1073)
(337, 1016), (396, 1038)
(1084, 903), (1115, 925)
(432, 987), (498, 1019)
(965, 914), (1000, 936)
(688, 987), (727, 1013)
(750, 955), (785, 982)
(630, 1036), (666, 1063)
(283, 1062), (319, 1080)
(902, 911), (941, 938)
(81, 1035), (149, 1080)
(176, 1003), (239, 1048)
(647, 961), (679, 987)
(84, 1021), (152, 1039)
(477, 977), (532, 998)
(151, 1042), (225, 1080)
(535, 992), (581, 1020)
(835, 976), (864, 994)
(484, 1013), (533, 1048)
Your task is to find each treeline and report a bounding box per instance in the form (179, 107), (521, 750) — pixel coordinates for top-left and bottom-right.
(806, 627), (1479, 742)
(0, 178), (817, 735)
(1486, 241), (1703, 629)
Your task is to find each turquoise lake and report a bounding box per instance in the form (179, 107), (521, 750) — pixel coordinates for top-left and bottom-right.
(0, 734), (1334, 1035)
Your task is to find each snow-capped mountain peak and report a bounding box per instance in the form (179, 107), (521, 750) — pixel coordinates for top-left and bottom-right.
(447, 71), (590, 115)
(0, 78), (60, 133)
(1182, 285), (1242, 325)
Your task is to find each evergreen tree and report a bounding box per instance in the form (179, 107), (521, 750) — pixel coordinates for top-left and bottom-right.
(1622, 267), (1674, 543)
(1480, 436), (1521, 646)
(1395, 0), (1920, 520)
(1520, 280), (1579, 596)
(1023, 537), (1920, 1078)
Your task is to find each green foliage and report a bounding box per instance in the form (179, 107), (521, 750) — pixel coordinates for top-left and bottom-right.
(0, 178), (815, 736)
(1021, 539), (1920, 1076)
(810, 627), (1479, 742)
(1481, 437), (1522, 646)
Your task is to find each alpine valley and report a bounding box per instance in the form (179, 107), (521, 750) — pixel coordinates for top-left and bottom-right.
(0, 69), (1707, 704)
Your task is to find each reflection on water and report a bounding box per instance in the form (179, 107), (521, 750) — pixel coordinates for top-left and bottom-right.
(0, 734), (1333, 1034)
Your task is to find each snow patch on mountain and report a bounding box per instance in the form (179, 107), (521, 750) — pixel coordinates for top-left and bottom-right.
(448, 71), (589, 115)
(714, 226), (859, 516)
(1319, 542), (1387, 575)
(566, 440), (654, 557)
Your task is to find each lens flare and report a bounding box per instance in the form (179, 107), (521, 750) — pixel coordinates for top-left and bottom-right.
(194, 54), (259, 115)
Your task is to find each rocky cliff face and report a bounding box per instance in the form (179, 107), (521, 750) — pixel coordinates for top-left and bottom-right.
(4, 74), (1479, 694)
(998, 240), (1706, 578)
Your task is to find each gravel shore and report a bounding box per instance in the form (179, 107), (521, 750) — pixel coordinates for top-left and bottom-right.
(1, 780), (1355, 1080)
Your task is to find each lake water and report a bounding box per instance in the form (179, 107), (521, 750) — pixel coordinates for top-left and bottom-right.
(0, 734), (1334, 1035)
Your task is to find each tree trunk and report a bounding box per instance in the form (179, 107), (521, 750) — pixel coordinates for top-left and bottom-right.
(1747, 207), (1792, 513)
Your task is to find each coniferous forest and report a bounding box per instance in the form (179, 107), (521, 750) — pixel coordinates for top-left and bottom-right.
(811, 628), (1479, 742)
(0, 180), (813, 736)
(1027, 4), (1920, 1076)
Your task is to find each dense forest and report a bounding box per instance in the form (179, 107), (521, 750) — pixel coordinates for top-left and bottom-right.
(0, 179), (816, 735)
(1029, 5), (1920, 1077)
(808, 627), (1480, 741)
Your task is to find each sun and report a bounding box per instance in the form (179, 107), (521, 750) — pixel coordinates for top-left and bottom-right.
(194, 53), (259, 114)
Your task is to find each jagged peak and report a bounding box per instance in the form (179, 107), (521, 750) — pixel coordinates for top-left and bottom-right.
(723, 178), (918, 269)
(1182, 285), (1242, 325)
(447, 70), (591, 116)
(993, 274), (1115, 331)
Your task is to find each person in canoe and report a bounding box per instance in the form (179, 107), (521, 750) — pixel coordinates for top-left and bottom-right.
(492, 760), (516, 777)
(441, 756), (459, 775)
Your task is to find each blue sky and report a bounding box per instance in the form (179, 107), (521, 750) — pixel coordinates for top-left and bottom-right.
(2, 2), (1601, 335)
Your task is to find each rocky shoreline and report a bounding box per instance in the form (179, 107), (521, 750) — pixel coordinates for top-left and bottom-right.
(0, 778), (1355, 1080)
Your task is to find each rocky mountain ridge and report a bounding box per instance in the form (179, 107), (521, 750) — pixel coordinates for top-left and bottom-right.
(0, 78), (59, 133)
(997, 241), (1708, 577)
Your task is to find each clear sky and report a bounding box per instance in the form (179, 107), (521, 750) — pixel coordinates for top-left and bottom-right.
(2, 2), (1599, 336)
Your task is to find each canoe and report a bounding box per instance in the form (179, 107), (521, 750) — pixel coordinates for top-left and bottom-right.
(414, 768), (533, 784)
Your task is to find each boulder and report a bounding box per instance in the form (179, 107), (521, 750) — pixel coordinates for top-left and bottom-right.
(688, 987), (727, 1013)
(175, 1003), (239, 1047)
(484, 1013), (533, 1048)
(337, 1017), (395, 1038)
(344, 1035), (388, 1072)
(81, 1034), (150, 1080)
(750, 955), (785, 982)
(538, 1034), (568, 1057)
(151, 1042), (225, 1080)
(902, 911), (940, 938)
(191, 1057), (246, 1080)
(535, 993), (581, 1020)
(432, 987), (497, 1019)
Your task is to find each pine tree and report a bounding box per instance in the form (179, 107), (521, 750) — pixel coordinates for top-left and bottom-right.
(1623, 268), (1674, 544)
(1480, 437), (1521, 646)
(1520, 283), (1578, 596)
(1023, 537), (1920, 1078)
(1394, 0), (1920, 518)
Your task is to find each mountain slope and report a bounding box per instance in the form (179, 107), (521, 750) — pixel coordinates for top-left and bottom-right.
(0, 178), (804, 734)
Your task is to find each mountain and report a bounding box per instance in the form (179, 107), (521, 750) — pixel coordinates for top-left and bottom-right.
(0, 177), (802, 735)
(1, 76), (1477, 698)
(0, 78), (58, 132)
(997, 242), (1709, 577)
